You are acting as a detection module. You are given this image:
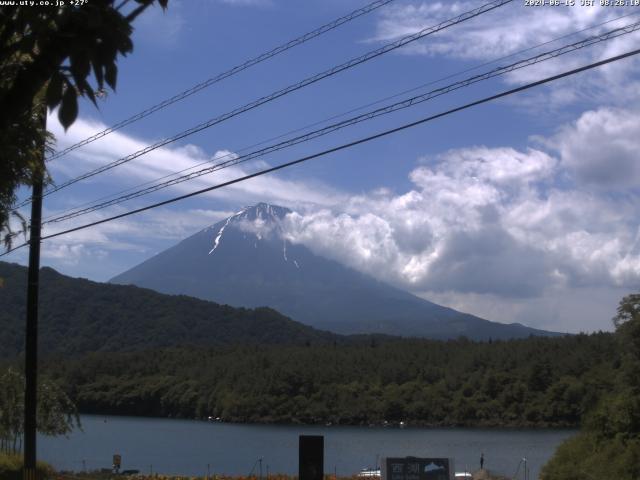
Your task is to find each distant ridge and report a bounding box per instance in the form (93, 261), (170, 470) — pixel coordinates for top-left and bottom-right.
(111, 203), (562, 340)
(0, 261), (339, 358)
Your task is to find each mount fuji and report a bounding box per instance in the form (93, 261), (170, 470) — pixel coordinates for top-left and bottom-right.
(110, 203), (559, 340)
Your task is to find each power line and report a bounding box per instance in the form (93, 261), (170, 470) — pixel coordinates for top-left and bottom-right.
(3, 46), (638, 257)
(44, 0), (397, 162)
(39, 49), (640, 238)
(41, 19), (640, 225)
(17, 0), (512, 209)
(40, 11), (638, 224)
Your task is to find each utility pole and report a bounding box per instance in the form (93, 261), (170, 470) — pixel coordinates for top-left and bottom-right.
(24, 107), (45, 480)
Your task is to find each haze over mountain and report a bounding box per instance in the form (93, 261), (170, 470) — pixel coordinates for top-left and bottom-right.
(111, 203), (560, 340)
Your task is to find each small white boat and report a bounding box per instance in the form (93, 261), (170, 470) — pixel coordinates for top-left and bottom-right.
(357, 468), (381, 477)
(454, 472), (473, 479)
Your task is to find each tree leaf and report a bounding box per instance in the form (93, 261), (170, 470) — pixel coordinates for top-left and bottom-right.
(45, 72), (64, 109)
(105, 62), (118, 90)
(70, 52), (91, 91)
(59, 85), (79, 130)
(82, 80), (98, 107)
(91, 57), (104, 89)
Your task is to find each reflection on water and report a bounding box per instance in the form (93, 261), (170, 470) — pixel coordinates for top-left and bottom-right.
(38, 415), (575, 480)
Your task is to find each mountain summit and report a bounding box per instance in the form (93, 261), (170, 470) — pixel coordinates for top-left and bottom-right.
(207, 203), (291, 255)
(111, 203), (559, 340)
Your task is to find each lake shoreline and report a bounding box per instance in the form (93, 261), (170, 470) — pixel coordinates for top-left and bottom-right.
(77, 411), (581, 431)
(39, 414), (576, 479)
(53, 471), (510, 480)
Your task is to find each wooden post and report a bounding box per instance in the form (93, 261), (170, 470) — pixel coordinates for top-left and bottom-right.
(24, 108), (45, 480)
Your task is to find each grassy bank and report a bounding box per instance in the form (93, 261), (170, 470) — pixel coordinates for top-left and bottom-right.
(0, 453), (53, 480)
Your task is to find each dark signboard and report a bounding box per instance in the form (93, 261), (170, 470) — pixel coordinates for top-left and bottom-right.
(299, 435), (324, 480)
(384, 457), (453, 480)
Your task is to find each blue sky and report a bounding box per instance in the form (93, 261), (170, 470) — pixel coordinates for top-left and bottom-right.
(7, 0), (640, 333)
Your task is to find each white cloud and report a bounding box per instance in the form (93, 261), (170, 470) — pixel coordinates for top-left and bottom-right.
(282, 107), (640, 316)
(548, 107), (640, 188)
(376, 2), (606, 58)
(46, 115), (346, 213)
(375, 2), (633, 57)
(373, 1), (640, 107)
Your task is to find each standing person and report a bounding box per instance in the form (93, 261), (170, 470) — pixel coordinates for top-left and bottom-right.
(480, 453), (485, 470)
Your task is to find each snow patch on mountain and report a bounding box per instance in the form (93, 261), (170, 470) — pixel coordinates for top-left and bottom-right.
(209, 203), (292, 256)
(208, 206), (251, 255)
(207, 203), (306, 269)
(209, 216), (233, 255)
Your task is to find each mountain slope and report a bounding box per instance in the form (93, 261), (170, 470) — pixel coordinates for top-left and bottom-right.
(111, 203), (560, 340)
(0, 261), (338, 358)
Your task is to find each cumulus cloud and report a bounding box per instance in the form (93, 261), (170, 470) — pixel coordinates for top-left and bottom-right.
(282, 109), (640, 307)
(547, 107), (640, 188)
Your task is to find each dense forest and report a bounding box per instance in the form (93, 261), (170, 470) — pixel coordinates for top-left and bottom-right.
(0, 262), (339, 357)
(33, 333), (617, 428)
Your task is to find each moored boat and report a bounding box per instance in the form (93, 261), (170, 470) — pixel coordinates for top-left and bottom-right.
(357, 467), (381, 477)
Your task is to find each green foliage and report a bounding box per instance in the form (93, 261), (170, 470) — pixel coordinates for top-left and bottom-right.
(613, 294), (640, 394)
(0, 452), (53, 480)
(0, 370), (22, 454)
(0, 0), (168, 247)
(0, 368), (80, 455)
(0, 97), (50, 249)
(540, 432), (640, 480)
(43, 332), (617, 428)
(0, 0), (168, 129)
(612, 293), (640, 328)
(541, 293), (640, 479)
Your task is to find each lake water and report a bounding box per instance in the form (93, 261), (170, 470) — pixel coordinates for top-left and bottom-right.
(38, 415), (575, 480)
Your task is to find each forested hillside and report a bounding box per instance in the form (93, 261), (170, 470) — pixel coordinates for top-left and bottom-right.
(0, 262), (338, 357)
(40, 333), (616, 428)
